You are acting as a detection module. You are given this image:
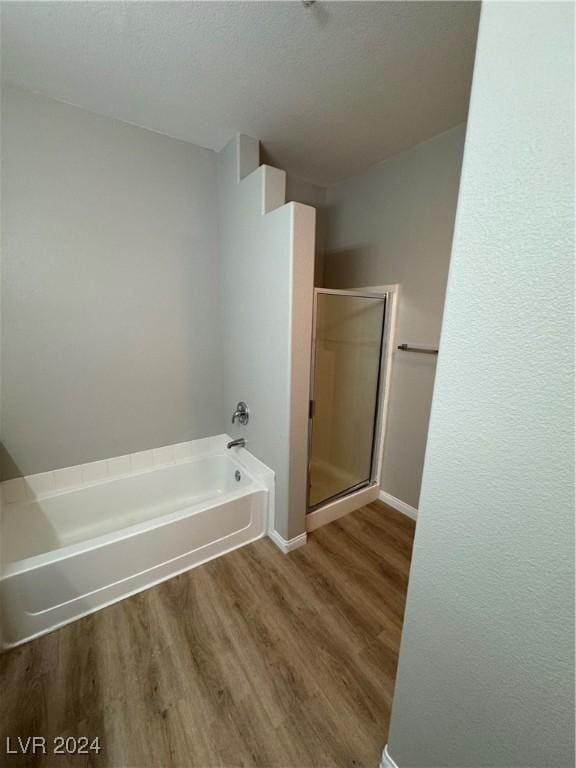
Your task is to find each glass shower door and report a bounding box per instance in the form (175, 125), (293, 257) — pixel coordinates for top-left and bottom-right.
(308, 289), (386, 509)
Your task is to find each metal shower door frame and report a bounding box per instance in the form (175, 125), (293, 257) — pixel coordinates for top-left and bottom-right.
(307, 287), (390, 512)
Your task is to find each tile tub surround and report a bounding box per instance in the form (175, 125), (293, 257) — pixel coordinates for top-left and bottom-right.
(0, 435), (247, 505)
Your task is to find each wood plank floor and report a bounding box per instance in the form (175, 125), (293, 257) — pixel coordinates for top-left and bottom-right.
(1, 501), (415, 768)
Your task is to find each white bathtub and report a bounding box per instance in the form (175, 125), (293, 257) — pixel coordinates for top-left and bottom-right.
(0, 439), (271, 648)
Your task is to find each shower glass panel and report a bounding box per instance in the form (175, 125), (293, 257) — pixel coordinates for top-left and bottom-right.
(308, 290), (386, 509)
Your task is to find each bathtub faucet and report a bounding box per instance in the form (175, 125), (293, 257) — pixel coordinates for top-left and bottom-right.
(227, 438), (246, 449)
(231, 401), (249, 426)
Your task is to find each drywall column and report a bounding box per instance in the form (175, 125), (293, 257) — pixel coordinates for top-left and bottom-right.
(217, 135), (315, 542)
(384, 3), (574, 767)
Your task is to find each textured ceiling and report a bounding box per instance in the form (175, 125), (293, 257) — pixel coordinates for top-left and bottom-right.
(1, 1), (480, 185)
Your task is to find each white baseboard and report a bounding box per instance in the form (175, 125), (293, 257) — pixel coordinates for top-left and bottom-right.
(379, 744), (399, 768)
(379, 490), (418, 520)
(268, 529), (307, 554)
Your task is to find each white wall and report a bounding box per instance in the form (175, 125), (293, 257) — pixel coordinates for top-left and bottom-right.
(285, 174), (327, 287)
(0, 86), (223, 479)
(323, 125), (466, 508)
(386, 3), (574, 766)
(217, 136), (315, 541)
(285, 175), (326, 210)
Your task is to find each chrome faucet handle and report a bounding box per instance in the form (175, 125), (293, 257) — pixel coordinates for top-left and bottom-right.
(231, 401), (249, 425)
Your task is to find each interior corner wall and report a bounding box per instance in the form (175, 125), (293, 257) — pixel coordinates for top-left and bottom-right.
(323, 124), (466, 509)
(0, 85), (224, 479)
(217, 137), (315, 541)
(386, 3), (574, 766)
(285, 174), (327, 288)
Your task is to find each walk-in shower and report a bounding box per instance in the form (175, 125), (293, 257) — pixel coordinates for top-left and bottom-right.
(307, 288), (390, 512)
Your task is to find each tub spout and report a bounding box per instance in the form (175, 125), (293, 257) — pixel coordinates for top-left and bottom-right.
(227, 438), (246, 449)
